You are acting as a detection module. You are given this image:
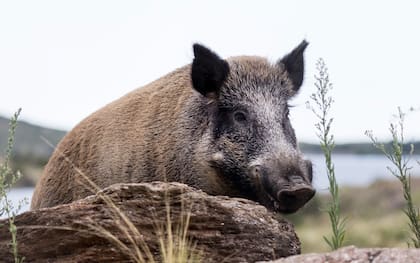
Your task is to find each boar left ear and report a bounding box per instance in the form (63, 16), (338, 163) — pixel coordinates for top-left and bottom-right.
(279, 40), (308, 92)
(191, 44), (229, 99)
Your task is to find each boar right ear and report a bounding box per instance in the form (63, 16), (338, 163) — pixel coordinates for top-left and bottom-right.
(191, 44), (229, 99)
(279, 40), (308, 92)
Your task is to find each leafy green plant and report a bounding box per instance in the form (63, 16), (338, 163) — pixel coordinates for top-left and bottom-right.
(306, 58), (346, 250)
(0, 108), (26, 263)
(366, 107), (420, 248)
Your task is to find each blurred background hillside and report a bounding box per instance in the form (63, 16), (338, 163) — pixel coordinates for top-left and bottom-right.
(0, 116), (65, 187)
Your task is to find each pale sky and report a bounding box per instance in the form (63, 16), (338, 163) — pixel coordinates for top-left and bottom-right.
(1, 0), (419, 143)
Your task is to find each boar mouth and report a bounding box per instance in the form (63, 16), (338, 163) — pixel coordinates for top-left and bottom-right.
(252, 175), (288, 213)
(262, 191), (282, 212)
(261, 190), (295, 214)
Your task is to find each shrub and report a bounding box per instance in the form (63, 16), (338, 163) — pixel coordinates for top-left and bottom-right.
(366, 107), (420, 247)
(307, 58), (346, 250)
(0, 108), (26, 263)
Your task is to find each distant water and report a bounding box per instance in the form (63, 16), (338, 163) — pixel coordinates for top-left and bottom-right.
(308, 153), (420, 192)
(3, 154), (420, 216)
(1, 187), (33, 219)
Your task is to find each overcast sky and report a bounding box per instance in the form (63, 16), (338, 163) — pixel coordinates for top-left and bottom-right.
(1, 0), (419, 143)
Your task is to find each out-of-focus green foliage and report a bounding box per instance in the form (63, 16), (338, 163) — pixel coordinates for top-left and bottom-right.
(288, 177), (420, 252)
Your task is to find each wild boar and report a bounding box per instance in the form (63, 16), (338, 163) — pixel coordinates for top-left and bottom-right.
(31, 41), (315, 213)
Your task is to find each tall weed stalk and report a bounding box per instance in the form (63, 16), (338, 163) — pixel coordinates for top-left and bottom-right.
(366, 107), (420, 247)
(0, 108), (26, 263)
(307, 58), (346, 250)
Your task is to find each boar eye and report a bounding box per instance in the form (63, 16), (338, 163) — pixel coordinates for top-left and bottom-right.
(233, 111), (247, 123)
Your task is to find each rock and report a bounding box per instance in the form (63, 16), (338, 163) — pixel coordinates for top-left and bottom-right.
(260, 245), (420, 263)
(0, 182), (300, 262)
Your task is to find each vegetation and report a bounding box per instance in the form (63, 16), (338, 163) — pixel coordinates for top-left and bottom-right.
(306, 58), (346, 250)
(298, 59), (419, 252)
(157, 193), (202, 263)
(366, 107), (420, 247)
(0, 109), (26, 263)
(289, 177), (420, 252)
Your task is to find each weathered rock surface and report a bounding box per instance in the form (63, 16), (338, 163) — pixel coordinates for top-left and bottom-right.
(261, 245), (420, 263)
(0, 182), (300, 262)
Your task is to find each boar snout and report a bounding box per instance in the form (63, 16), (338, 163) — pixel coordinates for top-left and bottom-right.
(251, 161), (315, 214)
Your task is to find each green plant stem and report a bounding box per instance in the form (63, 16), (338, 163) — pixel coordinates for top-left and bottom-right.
(307, 58), (346, 250)
(0, 108), (25, 263)
(366, 107), (420, 248)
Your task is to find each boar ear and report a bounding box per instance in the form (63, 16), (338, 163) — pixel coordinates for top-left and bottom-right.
(191, 44), (229, 99)
(279, 40), (308, 92)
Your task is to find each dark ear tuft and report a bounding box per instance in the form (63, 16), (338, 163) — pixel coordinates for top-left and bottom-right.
(279, 40), (308, 91)
(191, 44), (229, 98)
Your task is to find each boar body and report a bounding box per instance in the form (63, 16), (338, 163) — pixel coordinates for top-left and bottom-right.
(31, 42), (315, 213)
